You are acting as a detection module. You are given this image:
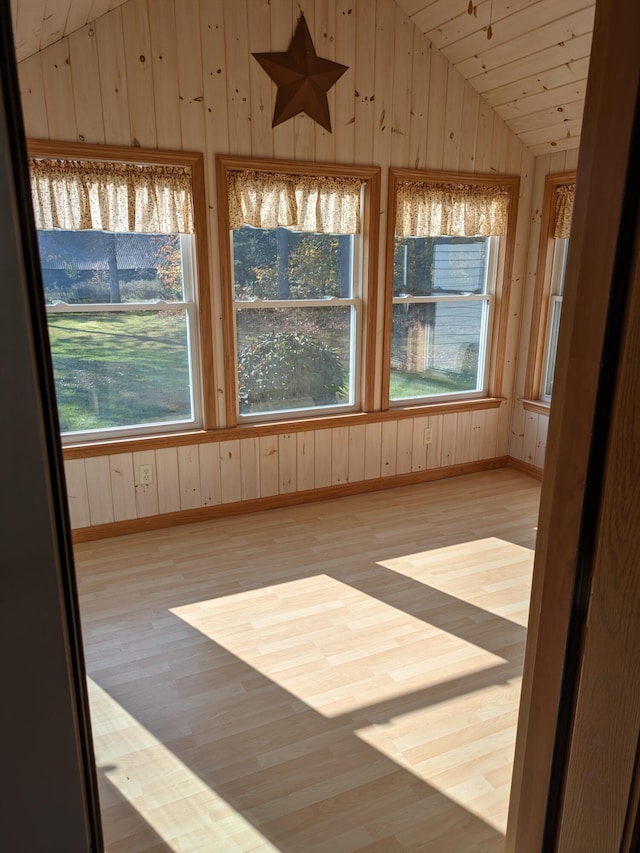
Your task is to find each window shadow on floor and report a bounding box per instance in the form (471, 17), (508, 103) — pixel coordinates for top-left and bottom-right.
(77, 471), (538, 850)
(89, 613), (512, 852)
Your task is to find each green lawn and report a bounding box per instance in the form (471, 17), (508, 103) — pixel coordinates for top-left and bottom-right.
(389, 367), (476, 399)
(47, 311), (192, 432)
(47, 312), (478, 433)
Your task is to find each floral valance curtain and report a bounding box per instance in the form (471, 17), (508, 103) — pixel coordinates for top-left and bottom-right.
(227, 170), (362, 234)
(29, 158), (194, 233)
(554, 183), (575, 239)
(395, 180), (510, 238)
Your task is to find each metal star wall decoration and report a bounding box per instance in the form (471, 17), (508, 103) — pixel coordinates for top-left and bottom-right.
(252, 14), (348, 133)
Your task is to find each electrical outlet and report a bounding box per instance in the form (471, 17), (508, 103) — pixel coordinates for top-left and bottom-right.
(423, 427), (433, 445)
(139, 464), (154, 485)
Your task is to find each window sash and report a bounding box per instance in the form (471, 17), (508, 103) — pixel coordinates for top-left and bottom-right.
(42, 231), (197, 310)
(550, 237), (569, 297)
(233, 297), (358, 309)
(218, 155), (380, 425)
(542, 296), (563, 400)
(539, 237), (569, 401)
(389, 235), (498, 404)
(46, 301), (190, 313)
(54, 315), (200, 444)
(389, 295), (493, 403)
(43, 233), (202, 442)
(234, 302), (361, 421)
(392, 294), (491, 305)
(229, 207), (364, 421)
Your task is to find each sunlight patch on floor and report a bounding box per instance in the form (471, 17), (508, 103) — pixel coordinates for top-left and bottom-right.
(353, 687), (521, 835)
(376, 537), (534, 625)
(170, 572), (507, 719)
(166, 537), (531, 838)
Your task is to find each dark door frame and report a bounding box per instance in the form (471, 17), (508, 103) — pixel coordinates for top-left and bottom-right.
(0, 3), (103, 850)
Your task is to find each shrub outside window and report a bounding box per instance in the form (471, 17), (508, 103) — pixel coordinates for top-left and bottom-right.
(233, 227), (358, 416)
(384, 169), (519, 407)
(28, 144), (212, 443)
(217, 156), (380, 425)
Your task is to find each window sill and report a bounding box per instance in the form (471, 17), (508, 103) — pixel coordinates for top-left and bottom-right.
(521, 398), (552, 416)
(62, 397), (504, 460)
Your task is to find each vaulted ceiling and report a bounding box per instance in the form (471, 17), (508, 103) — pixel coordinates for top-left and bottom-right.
(396, 0), (595, 155)
(10, 0), (595, 156)
(10, 0), (128, 62)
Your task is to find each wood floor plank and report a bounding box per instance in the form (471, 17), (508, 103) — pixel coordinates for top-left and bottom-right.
(75, 468), (539, 852)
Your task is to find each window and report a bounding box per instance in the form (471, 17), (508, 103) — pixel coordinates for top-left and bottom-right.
(540, 235), (569, 399)
(525, 174), (575, 404)
(29, 143), (213, 443)
(391, 235), (498, 400)
(384, 170), (519, 406)
(217, 156), (380, 425)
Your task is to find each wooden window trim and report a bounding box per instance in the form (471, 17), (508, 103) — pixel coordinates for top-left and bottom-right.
(521, 398), (552, 416)
(215, 154), (381, 427)
(27, 139), (216, 433)
(524, 171), (576, 401)
(382, 168), (520, 410)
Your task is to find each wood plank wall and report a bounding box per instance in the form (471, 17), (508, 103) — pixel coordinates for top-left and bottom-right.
(509, 146), (581, 471)
(63, 408), (505, 530)
(16, 0), (537, 534)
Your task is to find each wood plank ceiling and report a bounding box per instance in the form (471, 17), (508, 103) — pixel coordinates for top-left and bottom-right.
(10, 0), (128, 63)
(396, 0), (596, 156)
(11, 0), (595, 157)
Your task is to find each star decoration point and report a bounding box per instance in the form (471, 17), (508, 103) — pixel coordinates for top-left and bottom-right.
(252, 14), (348, 133)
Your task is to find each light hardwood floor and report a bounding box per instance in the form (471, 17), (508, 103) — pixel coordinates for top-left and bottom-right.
(75, 468), (540, 852)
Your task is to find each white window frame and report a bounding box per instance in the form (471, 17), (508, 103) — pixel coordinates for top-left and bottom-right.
(384, 168), (520, 410)
(28, 141), (214, 446)
(42, 232), (203, 444)
(389, 235), (500, 405)
(524, 172), (575, 406)
(540, 237), (569, 401)
(216, 155), (381, 427)
(231, 226), (363, 423)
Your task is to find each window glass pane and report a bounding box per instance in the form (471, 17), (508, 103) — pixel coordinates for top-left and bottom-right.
(48, 310), (193, 432)
(393, 236), (488, 297)
(390, 301), (486, 400)
(232, 226), (353, 300)
(38, 231), (185, 304)
(540, 237), (569, 400)
(544, 298), (563, 397)
(236, 306), (353, 415)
